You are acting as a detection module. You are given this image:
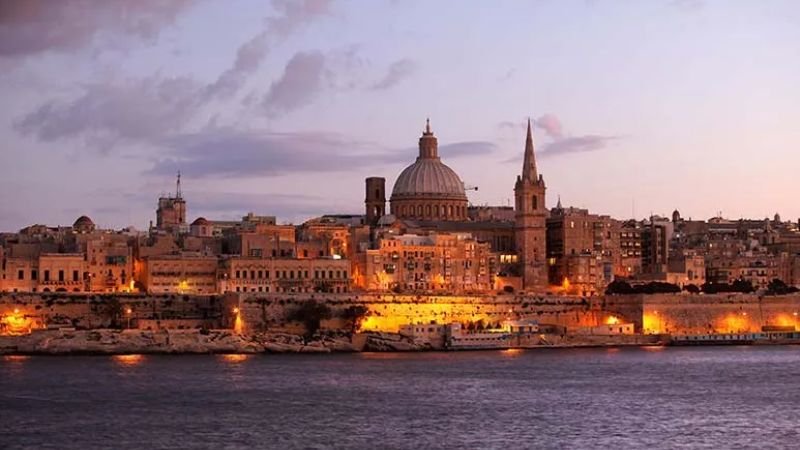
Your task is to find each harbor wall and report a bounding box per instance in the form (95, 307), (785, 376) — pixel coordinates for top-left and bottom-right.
(8, 292), (800, 337)
(620, 293), (800, 334)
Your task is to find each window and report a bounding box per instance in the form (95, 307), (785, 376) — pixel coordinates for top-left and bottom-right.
(258, 270), (263, 279)
(303, 250), (308, 258)
(17, 270), (23, 280)
(236, 270), (241, 279)
(250, 270), (255, 279)
(58, 270), (64, 282)
(73, 270), (79, 282)
(44, 270), (50, 282)
(31, 270), (37, 280)
(532, 195), (537, 209)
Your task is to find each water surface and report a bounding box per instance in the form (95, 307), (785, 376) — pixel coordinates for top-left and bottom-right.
(2, 347), (800, 449)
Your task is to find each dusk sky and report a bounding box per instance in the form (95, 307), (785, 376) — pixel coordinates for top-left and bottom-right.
(1, 0), (799, 231)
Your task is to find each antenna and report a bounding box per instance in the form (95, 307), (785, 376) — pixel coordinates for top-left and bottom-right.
(176, 171), (182, 199)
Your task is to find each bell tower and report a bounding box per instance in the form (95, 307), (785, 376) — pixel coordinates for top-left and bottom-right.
(514, 119), (547, 292)
(365, 177), (386, 225)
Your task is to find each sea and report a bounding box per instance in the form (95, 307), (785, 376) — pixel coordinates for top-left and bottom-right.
(2, 346), (800, 449)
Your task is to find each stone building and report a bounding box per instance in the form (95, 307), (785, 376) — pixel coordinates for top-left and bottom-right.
(619, 220), (643, 278)
(219, 257), (351, 294)
(389, 120), (469, 221)
(137, 255), (219, 294)
(514, 119), (548, 292)
(546, 205), (620, 295)
(155, 173), (187, 234)
(358, 232), (495, 293)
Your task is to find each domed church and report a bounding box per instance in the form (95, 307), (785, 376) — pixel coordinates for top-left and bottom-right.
(388, 119), (468, 221)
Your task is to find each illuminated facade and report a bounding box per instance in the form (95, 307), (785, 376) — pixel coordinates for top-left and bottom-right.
(138, 255), (219, 294)
(359, 232), (495, 293)
(220, 257), (351, 294)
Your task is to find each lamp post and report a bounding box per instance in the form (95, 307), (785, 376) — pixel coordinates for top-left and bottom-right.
(125, 307), (133, 329)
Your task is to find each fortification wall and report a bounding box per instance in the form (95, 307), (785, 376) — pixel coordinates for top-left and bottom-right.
(0, 293), (235, 332)
(235, 293), (623, 334)
(624, 293), (800, 334)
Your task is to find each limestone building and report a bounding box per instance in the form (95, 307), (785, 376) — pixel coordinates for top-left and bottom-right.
(389, 120), (469, 221)
(514, 120), (548, 291)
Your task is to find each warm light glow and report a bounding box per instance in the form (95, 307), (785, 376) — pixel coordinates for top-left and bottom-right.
(220, 354), (250, 363)
(125, 307), (133, 315)
(177, 280), (189, 292)
(719, 313), (753, 333)
(500, 348), (523, 357)
(642, 312), (661, 334)
(233, 310), (244, 334)
(561, 277), (571, 292)
(1, 309), (36, 336)
(113, 354), (144, 366)
(605, 315), (620, 325)
(3, 355), (30, 362)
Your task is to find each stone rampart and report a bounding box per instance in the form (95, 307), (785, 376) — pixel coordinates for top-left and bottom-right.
(614, 293), (800, 334)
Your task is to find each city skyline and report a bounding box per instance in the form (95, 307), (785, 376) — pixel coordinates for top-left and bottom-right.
(2, 0), (799, 231)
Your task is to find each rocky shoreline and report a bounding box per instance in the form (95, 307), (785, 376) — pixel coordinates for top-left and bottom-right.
(0, 329), (439, 355)
(0, 329), (668, 355)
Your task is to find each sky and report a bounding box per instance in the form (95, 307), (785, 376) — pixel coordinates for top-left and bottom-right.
(1, 0), (799, 231)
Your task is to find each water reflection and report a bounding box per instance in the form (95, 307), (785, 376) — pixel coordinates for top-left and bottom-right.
(500, 348), (523, 357)
(112, 354), (145, 367)
(3, 355), (30, 363)
(219, 354), (250, 364)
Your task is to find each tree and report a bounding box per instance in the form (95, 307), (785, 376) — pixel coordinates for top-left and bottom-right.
(339, 305), (369, 334)
(766, 279), (799, 296)
(684, 284), (701, 294)
(287, 300), (333, 340)
(605, 280), (635, 295)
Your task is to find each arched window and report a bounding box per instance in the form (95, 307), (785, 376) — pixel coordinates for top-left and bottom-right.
(448, 205), (453, 217)
(425, 205), (431, 216)
(434, 205), (440, 217)
(417, 205), (423, 216)
(532, 195), (538, 210)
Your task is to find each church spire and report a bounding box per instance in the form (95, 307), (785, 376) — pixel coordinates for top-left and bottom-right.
(521, 117), (538, 182)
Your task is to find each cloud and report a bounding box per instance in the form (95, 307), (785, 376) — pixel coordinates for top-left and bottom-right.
(538, 135), (619, 158)
(187, 191), (332, 220)
(262, 51), (327, 117)
(371, 58), (416, 90)
(15, 75), (203, 150)
(148, 128), (380, 177)
(147, 128), (495, 178)
(439, 142), (497, 158)
(498, 114), (563, 139)
(501, 113), (618, 162)
(0, 0), (194, 58)
(534, 114), (563, 139)
(205, 0), (332, 100)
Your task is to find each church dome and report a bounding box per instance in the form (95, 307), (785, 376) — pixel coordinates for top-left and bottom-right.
(388, 120), (469, 222)
(391, 159), (467, 199)
(191, 217), (210, 226)
(390, 119), (466, 200)
(73, 215), (95, 232)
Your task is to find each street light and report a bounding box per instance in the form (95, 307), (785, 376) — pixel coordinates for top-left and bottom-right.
(125, 307), (133, 329)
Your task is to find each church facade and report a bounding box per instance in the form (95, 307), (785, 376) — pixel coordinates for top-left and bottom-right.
(364, 118), (549, 293)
